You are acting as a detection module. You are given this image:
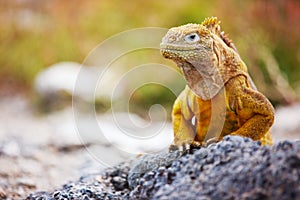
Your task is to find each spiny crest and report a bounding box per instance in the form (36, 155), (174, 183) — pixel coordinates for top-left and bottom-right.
(201, 16), (238, 53)
(201, 16), (221, 35)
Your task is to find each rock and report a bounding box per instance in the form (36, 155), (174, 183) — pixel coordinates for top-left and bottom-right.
(26, 136), (300, 200)
(26, 162), (132, 200)
(34, 62), (108, 102)
(132, 136), (300, 200)
(34, 62), (100, 112)
(34, 62), (127, 111)
(128, 150), (180, 188)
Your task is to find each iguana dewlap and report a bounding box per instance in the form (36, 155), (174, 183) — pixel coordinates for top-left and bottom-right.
(160, 17), (274, 152)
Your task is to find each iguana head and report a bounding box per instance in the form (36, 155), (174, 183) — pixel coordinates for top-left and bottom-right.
(160, 17), (237, 64)
(160, 23), (213, 62)
(160, 17), (246, 100)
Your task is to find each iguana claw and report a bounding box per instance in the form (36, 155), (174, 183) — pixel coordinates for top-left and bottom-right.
(169, 142), (191, 154)
(205, 137), (219, 147)
(169, 141), (205, 154)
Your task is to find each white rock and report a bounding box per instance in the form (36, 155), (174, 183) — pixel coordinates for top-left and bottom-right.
(34, 62), (124, 102)
(35, 62), (80, 97)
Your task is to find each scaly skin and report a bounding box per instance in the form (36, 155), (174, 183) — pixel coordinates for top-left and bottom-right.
(160, 17), (274, 153)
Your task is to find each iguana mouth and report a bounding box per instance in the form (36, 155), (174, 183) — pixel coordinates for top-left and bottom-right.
(160, 43), (197, 51)
(160, 44), (199, 61)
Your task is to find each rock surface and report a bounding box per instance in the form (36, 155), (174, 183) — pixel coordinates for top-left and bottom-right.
(26, 136), (300, 200)
(1, 96), (300, 199)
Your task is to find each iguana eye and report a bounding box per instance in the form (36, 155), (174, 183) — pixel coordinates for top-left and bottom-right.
(184, 33), (200, 43)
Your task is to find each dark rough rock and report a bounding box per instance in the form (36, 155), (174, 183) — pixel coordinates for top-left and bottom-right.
(26, 162), (131, 200)
(128, 150), (181, 189)
(26, 136), (300, 200)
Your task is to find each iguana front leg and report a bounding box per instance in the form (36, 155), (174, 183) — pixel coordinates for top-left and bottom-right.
(226, 75), (275, 144)
(170, 87), (198, 153)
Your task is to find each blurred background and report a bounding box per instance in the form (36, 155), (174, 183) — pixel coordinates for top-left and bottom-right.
(0, 0), (300, 198)
(0, 0), (299, 107)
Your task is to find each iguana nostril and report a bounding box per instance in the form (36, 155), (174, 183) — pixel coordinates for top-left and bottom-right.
(168, 36), (176, 43)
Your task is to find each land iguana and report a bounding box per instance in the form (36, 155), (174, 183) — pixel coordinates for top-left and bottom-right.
(160, 17), (275, 153)
(127, 18), (275, 187)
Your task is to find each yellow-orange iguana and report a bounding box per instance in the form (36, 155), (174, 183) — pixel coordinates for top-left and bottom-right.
(160, 17), (274, 153)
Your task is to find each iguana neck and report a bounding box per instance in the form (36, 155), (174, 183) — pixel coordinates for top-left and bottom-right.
(176, 61), (223, 100)
(176, 38), (248, 100)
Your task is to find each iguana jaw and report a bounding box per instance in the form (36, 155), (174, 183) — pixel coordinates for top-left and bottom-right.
(160, 44), (199, 61)
(160, 43), (197, 51)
